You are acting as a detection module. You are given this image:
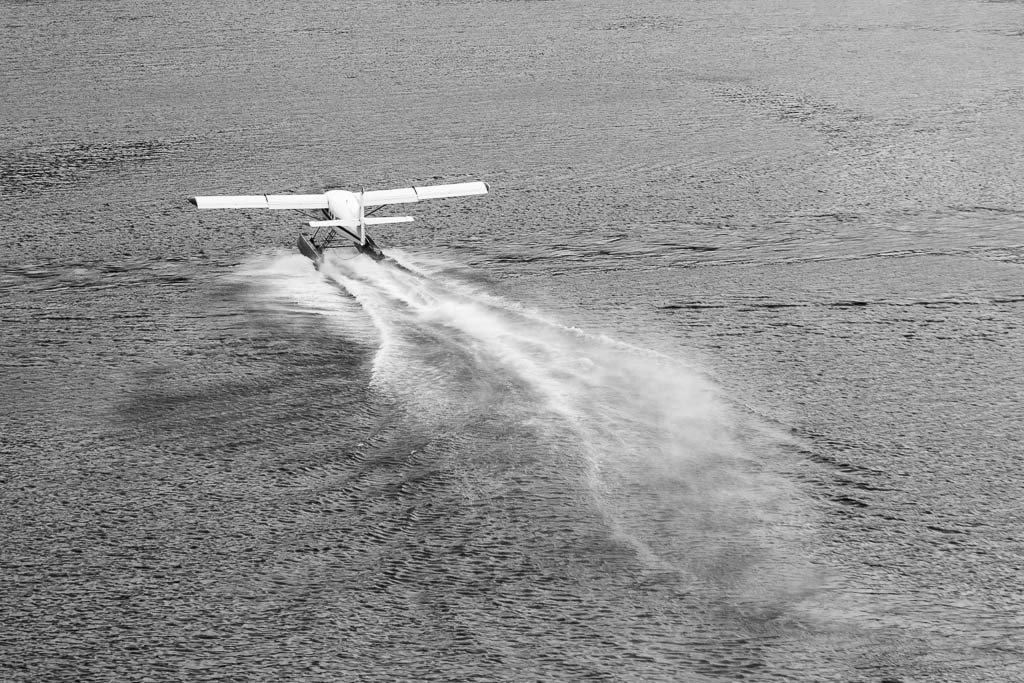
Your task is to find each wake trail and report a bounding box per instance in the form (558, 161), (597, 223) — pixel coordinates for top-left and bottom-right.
(237, 249), (817, 604)
(324, 252), (811, 593)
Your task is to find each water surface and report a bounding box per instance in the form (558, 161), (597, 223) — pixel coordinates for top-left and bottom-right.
(3, 0), (1023, 681)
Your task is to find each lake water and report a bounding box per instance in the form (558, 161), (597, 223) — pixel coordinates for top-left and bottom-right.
(2, 1), (1023, 681)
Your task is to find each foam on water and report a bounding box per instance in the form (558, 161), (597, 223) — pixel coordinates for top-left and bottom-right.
(312, 250), (816, 602)
(228, 250), (381, 344)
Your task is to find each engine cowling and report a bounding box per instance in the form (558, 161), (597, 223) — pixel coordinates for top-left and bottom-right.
(324, 190), (360, 222)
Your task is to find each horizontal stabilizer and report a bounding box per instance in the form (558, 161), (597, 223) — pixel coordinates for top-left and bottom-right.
(308, 219), (358, 228)
(308, 216), (415, 229)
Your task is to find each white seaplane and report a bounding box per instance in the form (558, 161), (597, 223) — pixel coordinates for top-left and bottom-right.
(188, 181), (488, 263)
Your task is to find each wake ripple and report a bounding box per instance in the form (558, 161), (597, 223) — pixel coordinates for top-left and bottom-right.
(313, 250), (815, 601)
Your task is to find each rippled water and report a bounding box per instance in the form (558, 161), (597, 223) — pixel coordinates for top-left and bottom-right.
(3, 0), (1024, 681)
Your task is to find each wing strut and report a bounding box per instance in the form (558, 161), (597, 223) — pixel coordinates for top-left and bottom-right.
(358, 188), (366, 246)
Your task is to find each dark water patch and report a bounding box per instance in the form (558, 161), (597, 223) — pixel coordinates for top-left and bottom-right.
(657, 302), (728, 310)
(955, 204), (1024, 215)
(0, 140), (170, 194)
(659, 293), (1024, 313)
(714, 86), (881, 150)
(475, 207), (1024, 282)
(0, 259), (207, 296)
(599, 15), (689, 32)
(793, 439), (888, 478)
(836, 477), (892, 493)
(738, 301), (807, 310)
(832, 495), (869, 508)
(478, 238), (733, 273)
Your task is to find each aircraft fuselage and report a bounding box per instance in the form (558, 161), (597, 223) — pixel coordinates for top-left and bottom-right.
(324, 190), (361, 226)
(300, 190), (385, 263)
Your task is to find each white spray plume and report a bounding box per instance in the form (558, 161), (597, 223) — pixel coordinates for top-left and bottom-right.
(289, 250), (819, 607)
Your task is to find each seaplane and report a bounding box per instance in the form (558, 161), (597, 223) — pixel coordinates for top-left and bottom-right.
(187, 181), (488, 263)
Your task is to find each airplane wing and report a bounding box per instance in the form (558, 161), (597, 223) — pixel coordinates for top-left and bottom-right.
(188, 194), (330, 210)
(362, 181), (488, 206)
(189, 182), (487, 209)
